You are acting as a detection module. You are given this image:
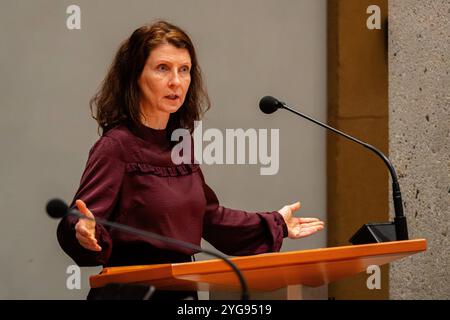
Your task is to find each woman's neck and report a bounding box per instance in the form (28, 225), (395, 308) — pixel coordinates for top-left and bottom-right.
(140, 104), (170, 130)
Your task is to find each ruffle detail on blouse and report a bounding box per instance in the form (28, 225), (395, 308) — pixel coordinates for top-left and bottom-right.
(125, 162), (200, 177)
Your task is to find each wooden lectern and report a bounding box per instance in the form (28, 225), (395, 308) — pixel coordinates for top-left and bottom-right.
(90, 239), (426, 300)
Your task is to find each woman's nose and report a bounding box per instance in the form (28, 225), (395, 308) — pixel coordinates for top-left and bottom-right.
(168, 71), (181, 86)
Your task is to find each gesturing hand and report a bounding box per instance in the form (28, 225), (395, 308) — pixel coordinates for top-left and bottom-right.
(74, 199), (102, 252)
(278, 202), (325, 239)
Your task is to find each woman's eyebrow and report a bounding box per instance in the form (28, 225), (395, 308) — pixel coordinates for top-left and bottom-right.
(154, 59), (191, 66)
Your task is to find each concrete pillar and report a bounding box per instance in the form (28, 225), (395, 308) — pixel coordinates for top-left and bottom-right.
(388, 0), (450, 299)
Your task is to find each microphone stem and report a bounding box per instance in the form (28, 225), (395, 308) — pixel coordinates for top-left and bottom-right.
(69, 210), (250, 300)
(280, 103), (408, 237)
(280, 104), (398, 181)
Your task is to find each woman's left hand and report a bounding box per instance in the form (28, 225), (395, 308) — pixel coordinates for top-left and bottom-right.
(278, 201), (325, 239)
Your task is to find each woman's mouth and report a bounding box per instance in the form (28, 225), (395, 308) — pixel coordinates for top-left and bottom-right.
(165, 94), (180, 101)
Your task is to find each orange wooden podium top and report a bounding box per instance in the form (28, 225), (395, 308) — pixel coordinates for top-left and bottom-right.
(90, 239), (426, 292)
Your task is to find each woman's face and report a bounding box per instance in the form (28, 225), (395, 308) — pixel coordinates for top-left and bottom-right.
(138, 43), (192, 115)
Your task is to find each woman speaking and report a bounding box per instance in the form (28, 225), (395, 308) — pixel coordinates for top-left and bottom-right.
(57, 20), (324, 300)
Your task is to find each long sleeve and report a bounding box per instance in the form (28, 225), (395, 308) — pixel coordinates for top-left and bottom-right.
(57, 136), (125, 267)
(199, 170), (288, 256)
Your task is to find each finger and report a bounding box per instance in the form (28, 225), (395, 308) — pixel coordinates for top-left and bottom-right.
(75, 223), (89, 236)
(75, 199), (95, 219)
(302, 225), (324, 234)
(298, 217), (320, 223)
(301, 221), (325, 228)
(76, 232), (98, 246)
(77, 235), (95, 248)
(82, 242), (102, 252)
(75, 224), (95, 238)
(76, 234), (102, 251)
(289, 201), (301, 212)
(291, 217), (323, 225)
(75, 227), (97, 242)
(76, 234), (92, 247)
(296, 228), (322, 238)
(301, 222), (324, 229)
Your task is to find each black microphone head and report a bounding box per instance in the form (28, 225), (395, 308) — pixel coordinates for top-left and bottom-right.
(259, 96), (282, 114)
(46, 198), (68, 219)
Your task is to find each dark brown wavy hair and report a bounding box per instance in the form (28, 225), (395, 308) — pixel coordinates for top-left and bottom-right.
(90, 20), (210, 136)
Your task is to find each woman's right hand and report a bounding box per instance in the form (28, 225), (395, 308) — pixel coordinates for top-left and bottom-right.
(74, 199), (102, 252)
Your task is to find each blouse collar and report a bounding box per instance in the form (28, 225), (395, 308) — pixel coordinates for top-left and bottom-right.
(133, 122), (171, 147)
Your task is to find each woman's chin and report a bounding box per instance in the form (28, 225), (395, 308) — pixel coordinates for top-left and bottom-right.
(162, 104), (183, 114)
(154, 99), (185, 114)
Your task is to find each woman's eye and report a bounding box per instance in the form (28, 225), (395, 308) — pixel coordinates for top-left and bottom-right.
(157, 64), (168, 71)
(180, 66), (190, 73)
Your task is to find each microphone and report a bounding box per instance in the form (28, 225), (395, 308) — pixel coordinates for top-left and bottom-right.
(47, 198), (250, 300)
(259, 95), (409, 244)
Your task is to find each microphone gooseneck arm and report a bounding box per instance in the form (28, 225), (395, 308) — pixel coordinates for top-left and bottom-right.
(277, 101), (408, 240)
(280, 103), (398, 185)
(65, 208), (250, 300)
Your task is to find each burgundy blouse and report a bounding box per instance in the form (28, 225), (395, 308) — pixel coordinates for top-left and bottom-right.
(57, 123), (288, 267)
